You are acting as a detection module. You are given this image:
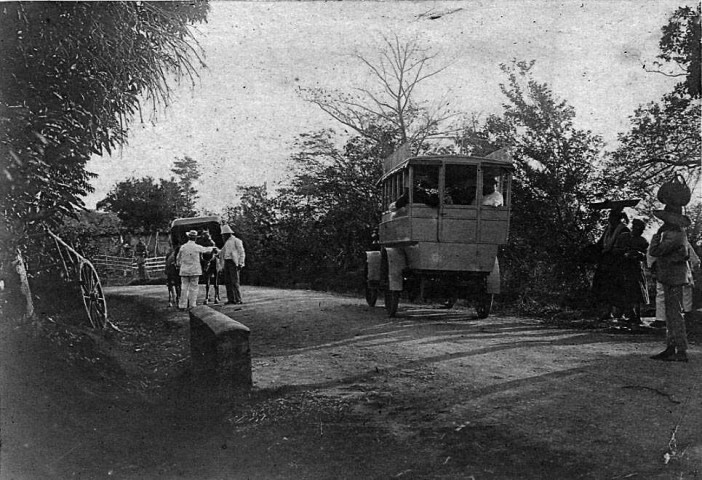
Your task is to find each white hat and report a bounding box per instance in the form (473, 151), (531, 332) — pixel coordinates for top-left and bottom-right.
(186, 230), (198, 238)
(221, 225), (234, 235)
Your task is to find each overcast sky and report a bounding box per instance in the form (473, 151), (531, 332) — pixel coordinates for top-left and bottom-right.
(83, 0), (688, 213)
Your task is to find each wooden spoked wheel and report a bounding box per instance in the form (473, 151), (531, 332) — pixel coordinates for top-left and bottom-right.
(79, 261), (108, 329)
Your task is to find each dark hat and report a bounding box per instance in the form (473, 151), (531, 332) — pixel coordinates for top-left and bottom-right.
(653, 205), (691, 228)
(589, 199), (641, 210)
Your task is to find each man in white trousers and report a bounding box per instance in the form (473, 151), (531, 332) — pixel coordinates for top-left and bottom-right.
(176, 230), (218, 310)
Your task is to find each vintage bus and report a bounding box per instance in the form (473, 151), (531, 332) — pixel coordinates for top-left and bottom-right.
(365, 147), (513, 317)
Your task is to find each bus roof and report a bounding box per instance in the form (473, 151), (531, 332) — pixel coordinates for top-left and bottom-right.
(379, 153), (514, 184)
(383, 145), (513, 172)
(170, 216), (222, 229)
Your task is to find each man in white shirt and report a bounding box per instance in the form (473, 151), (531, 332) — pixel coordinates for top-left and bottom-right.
(219, 225), (246, 304)
(176, 230), (218, 310)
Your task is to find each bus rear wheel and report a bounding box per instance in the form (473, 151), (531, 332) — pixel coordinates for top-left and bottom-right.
(475, 293), (493, 319)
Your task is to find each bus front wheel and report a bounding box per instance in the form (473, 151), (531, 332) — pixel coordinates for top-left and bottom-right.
(385, 290), (399, 317)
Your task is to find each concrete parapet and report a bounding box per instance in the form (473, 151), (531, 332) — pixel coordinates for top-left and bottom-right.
(189, 305), (252, 395)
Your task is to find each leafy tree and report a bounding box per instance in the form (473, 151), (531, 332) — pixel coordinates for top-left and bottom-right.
(275, 132), (384, 280)
(97, 177), (165, 233)
(60, 210), (122, 240)
(0, 1), (208, 318)
(223, 185), (282, 285)
(96, 154), (201, 239)
(687, 202), (702, 250)
(171, 156), (201, 215)
(647, 4), (701, 98)
(223, 132), (384, 289)
(1, 2), (208, 230)
(459, 61), (606, 305)
(97, 176), (192, 234)
(607, 92), (700, 198)
(301, 34), (453, 156)
(46, 211), (122, 263)
(608, 5), (701, 202)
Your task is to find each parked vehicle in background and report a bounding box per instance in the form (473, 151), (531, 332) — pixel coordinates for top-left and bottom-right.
(170, 216), (224, 250)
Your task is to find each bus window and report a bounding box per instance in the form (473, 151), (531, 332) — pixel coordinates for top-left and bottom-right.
(481, 167), (508, 207)
(383, 181), (389, 211)
(390, 180), (396, 209)
(445, 164), (478, 206)
(393, 173), (401, 205)
(412, 165), (440, 207)
(388, 170), (410, 212)
(389, 175), (396, 209)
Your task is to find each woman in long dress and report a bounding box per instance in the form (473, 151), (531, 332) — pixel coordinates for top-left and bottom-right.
(615, 218), (650, 324)
(591, 208), (630, 320)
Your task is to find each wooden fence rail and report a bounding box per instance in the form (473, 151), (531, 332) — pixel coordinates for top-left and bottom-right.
(93, 255), (167, 277)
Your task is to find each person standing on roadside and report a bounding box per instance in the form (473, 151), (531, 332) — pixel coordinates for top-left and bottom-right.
(176, 230), (217, 311)
(164, 246), (181, 307)
(649, 205), (693, 363)
(591, 207), (630, 320)
(616, 218), (650, 325)
(135, 237), (149, 280)
(219, 225), (245, 304)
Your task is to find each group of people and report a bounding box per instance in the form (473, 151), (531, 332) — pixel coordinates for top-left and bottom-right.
(165, 225), (246, 311)
(115, 237), (149, 280)
(392, 174), (504, 210)
(591, 209), (650, 324)
(442, 176), (504, 207)
(591, 204), (699, 363)
(135, 238), (148, 280)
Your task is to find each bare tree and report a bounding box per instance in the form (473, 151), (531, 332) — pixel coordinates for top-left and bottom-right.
(300, 34), (454, 154)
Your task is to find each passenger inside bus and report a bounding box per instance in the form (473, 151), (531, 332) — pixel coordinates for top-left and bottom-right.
(391, 187), (410, 210)
(480, 166), (506, 207)
(411, 166), (440, 207)
(481, 177), (504, 207)
(445, 164), (477, 206)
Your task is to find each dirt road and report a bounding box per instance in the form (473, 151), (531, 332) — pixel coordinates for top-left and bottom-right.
(2, 285), (701, 479)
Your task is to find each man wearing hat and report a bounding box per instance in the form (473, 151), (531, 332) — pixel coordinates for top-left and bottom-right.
(175, 230), (218, 310)
(648, 205), (693, 362)
(218, 225), (246, 304)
